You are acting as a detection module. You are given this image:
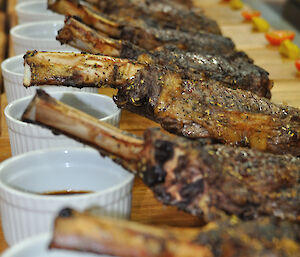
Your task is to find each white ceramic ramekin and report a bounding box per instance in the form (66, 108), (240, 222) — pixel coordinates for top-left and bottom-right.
(10, 21), (78, 55)
(1, 232), (103, 257)
(1, 54), (99, 104)
(4, 91), (121, 156)
(0, 148), (134, 246)
(1, 232), (105, 257)
(16, 1), (64, 24)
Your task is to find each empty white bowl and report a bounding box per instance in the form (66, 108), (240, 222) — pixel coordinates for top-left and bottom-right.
(1, 233), (108, 257)
(1, 54), (98, 104)
(0, 148), (134, 245)
(10, 21), (78, 55)
(4, 91), (121, 156)
(16, 1), (64, 24)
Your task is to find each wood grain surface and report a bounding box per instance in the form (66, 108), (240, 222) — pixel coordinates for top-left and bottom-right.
(0, 0), (300, 252)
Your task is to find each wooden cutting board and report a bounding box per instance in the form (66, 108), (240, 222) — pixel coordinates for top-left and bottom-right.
(0, 0), (299, 252)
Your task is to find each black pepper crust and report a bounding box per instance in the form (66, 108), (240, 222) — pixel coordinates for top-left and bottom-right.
(112, 64), (299, 155)
(141, 128), (300, 223)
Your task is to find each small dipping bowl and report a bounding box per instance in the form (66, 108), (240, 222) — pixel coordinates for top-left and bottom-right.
(16, 0), (64, 24)
(10, 20), (78, 55)
(4, 91), (121, 156)
(1, 233), (107, 257)
(1, 54), (98, 104)
(0, 148), (134, 245)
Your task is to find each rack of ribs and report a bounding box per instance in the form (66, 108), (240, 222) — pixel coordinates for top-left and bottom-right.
(47, 0), (233, 54)
(48, 0), (221, 35)
(23, 51), (300, 156)
(56, 16), (272, 98)
(22, 89), (300, 222)
(49, 208), (300, 257)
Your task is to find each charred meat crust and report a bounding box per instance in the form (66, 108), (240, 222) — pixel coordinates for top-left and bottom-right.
(143, 129), (300, 222)
(113, 65), (299, 155)
(143, 139), (174, 186)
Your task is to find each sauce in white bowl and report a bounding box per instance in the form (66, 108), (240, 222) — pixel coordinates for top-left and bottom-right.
(0, 148), (133, 246)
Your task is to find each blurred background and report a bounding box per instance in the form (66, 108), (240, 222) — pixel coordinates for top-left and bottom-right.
(245, 0), (300, 44)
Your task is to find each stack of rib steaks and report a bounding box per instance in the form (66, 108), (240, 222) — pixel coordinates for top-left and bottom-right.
(20, 0), (300, 256)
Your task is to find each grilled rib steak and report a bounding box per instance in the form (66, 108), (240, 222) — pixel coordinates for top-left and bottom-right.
(22, 90), (300, 222)
(48, 0), (234, 54)
(23, 51), (300, 155)
(49, 0), (221, 35)
(57, 16), (272, 98)
(50, 208), (300, 257)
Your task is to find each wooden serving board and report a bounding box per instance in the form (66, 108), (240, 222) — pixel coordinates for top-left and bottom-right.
(0, 0), (300, 252)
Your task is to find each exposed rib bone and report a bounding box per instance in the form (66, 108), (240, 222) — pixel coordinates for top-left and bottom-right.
(23, 51), (143, 88)
(50, 208), (300, 257)
(49, 0), (122, 37)
(57, 17), (123, 56)
(50, 208), (211, 257)
(22, 89), (144, 171)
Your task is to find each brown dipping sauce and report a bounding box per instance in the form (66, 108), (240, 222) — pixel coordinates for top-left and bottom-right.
(41, 190), (93, 196)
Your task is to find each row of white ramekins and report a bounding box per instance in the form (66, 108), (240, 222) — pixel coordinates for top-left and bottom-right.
(2, 0), (112, 155)
(0, 1), (133, 254)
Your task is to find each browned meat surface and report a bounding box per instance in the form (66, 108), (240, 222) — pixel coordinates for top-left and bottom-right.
(50, 208), (300, 257)
(48, 0), (233, 54)
(49, 0), (221, 35)
(84, 0), (196, 12)
(57, 16), (272, 98)
(23, 52), (300, 155)
(22, 90), (300, 222)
